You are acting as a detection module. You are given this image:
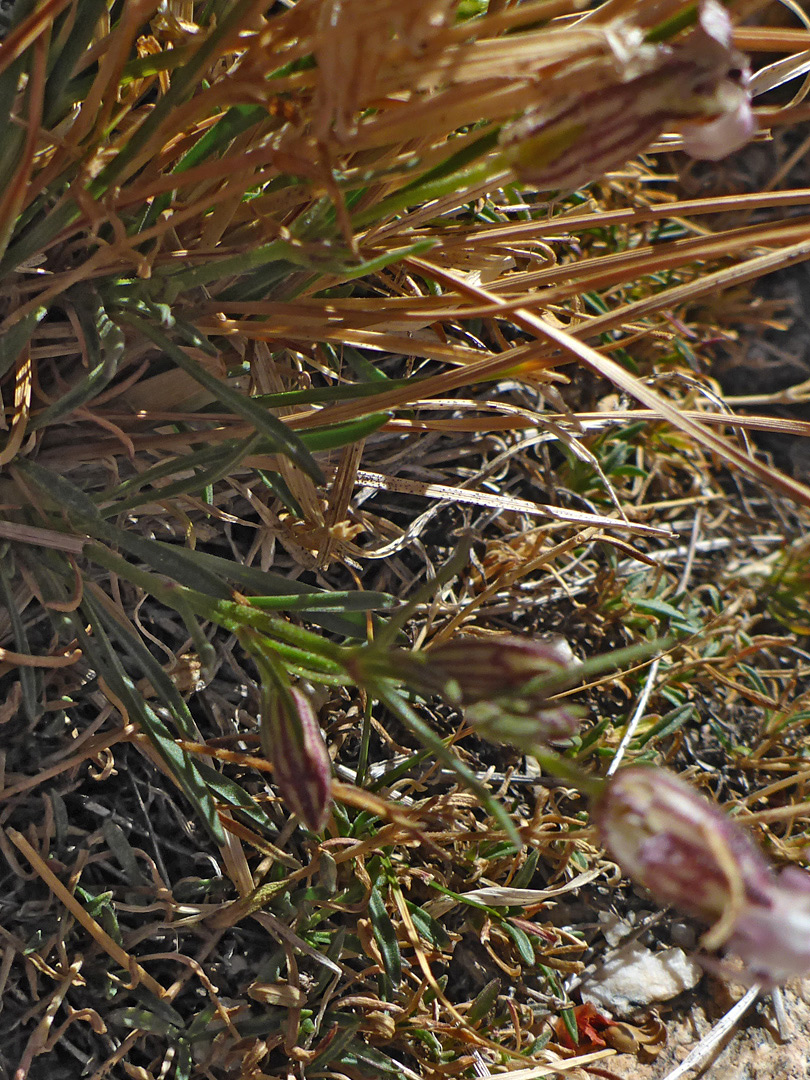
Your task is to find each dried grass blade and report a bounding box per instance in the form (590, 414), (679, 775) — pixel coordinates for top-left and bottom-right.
(119, 312), (323, 483)
(344, 468), (671, 537)
(407, 256), (810, 510)
(6, 828), (166, 1000)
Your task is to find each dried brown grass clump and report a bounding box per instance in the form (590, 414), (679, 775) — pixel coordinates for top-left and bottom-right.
(1, 0), (810, 1076)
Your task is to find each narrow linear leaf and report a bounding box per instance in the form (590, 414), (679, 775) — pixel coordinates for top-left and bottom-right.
(87, 591), (202, 742)
(108, 1008), (177, 1037)
(247, 591), (396, 613)
(376, 684), (522, 852)
(368, 884), (402, 992)
(87, 527), (233, 601)
(139, 104), (265, 231)
(117, 311), (323, 483)
(193, 760), (279, 837)
(15, 458), (102, 522)
(0, 306), (46, 381)
(102, 820), (144, 885)
(309, 1017), (361, 1069)
(108, 435), (262, 515)
(504, 921), (535, 966)
(0, 557), (40, 721)
(466, 978), (501, 1024)
(339, 1041), (412, 1076)
(42, 0), (109, 126)
(300, 412), (389, 452)
(30, 297), (125, 430)
(164, 546), (385, 637)
(405, 901), (451, 950)
(74, 601), (224, 844)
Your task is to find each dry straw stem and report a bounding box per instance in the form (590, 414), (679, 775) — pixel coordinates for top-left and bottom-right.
(2, 0), (808, 521)
(6, 828), (166, 1000)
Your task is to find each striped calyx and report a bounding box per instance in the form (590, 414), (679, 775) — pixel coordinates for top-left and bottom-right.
(262, 686), (332, 832)
(595, 766), (810, 985)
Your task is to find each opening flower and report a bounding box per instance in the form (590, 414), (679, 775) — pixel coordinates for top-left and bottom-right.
(594, 766), (810, 985)
(499, 0), (754, 191)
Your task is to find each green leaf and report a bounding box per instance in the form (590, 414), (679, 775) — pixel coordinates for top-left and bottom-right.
(368, 884), (402, 993)
(88, 593), (202, 741)
(74, 600), (225, 844)
(91, 527), (235, 603)
(504, 921), (535, 966)
(102, 820), (144, 884)
(109, 1008), (178, 1036)
(138, 104), (266, 232)
(466, 978), (500, 1024)
(0, 557), (40, 721)
(300, 412), (389, 452)
(511, 848), (540, 890)
(246, 591), (396, 613)
(375, 683), (522, 852)
(405, 902), (451, 950)
(106, 435), (263, 515)
(42, 0), (109, 127)
(339, 1040), (412, 1076)
(74, 885), (114, 919)
(631, 597), (701, 633)
(29, 297), (124, 430)
(174, 1040), (193, 1080)
(150, 544), (385, 637)
(116, 311), (323, 483)
(0, 306), (47, 382)
(193, 760), (279, 837)
(15, 458), (103, 522)
(561, 1003), (579, 1045)
(309, 1016), (361, 1069)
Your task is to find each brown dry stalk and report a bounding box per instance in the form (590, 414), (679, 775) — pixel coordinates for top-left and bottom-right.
(6, 829), (167, 1000)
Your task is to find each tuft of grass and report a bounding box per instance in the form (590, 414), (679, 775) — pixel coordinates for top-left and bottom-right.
(1, 0), (810, 1076)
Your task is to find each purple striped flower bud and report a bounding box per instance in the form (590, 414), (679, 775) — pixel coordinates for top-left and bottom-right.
(595, 767), (810, 985)
(261, 686), (332, 831)
(417, 635), (581, 748)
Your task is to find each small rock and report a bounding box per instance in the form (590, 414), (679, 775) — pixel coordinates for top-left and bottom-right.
(581, 941), (702, 1016)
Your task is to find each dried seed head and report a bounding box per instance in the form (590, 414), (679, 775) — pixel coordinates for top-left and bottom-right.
(262, 686), (332, 831)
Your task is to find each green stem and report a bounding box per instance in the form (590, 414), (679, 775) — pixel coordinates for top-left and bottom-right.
(351, 159), (500, 229)
(529, 747), (605, 799)
(87, 542), (349, 678)
(374, 681), (522, 852)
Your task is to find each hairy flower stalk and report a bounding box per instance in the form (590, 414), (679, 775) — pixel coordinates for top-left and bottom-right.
(595, 767), (810, 985)
(408, 635), (582, 749)
(261, 684), (332, 832)
(498, 0), (754, 192)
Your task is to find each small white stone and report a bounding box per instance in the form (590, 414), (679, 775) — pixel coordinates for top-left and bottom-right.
(581, 941), (702, 1016)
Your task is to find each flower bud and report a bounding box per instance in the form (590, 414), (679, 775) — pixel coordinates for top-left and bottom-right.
(261, 686), (332, 831)
(417, 635), (581, 749)
(594, 766), (810, 985)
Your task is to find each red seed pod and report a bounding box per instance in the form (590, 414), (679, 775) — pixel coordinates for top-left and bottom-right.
(262, 686), (332, 832)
